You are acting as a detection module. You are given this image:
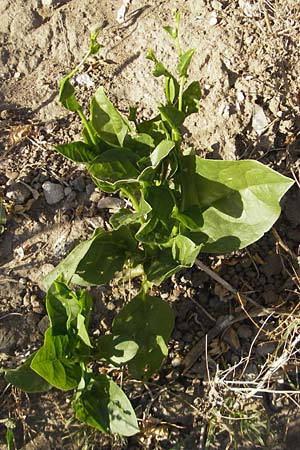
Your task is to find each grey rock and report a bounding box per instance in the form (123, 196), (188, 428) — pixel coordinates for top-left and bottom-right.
(6, 182), (31, 204)
(70, 176), (86, 192)
(38, 315), (50, 334)
(42, 181), (64, 205)
(97, 196), (125, 210)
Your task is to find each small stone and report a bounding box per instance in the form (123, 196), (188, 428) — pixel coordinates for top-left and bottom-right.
(64, 186), (72, 196)
(89, 190), (102, 203)
(209, 13), (218, 26)
(171, 356), (182, 368)
(97, 196), (124, 210)
(70, 176), (86, 192)
(6, 182), (31, 204)
(252, 104), (269, 135)
(237, 324), (252, 339)
(42, 181), (64, 205)
(38, 316), (50, 334)
(106, 302), (116, 311)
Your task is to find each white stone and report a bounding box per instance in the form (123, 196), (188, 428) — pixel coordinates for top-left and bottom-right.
(42, 181), (64, 205)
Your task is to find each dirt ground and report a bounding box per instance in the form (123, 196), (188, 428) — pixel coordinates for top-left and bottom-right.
(1, 0), (300, 449)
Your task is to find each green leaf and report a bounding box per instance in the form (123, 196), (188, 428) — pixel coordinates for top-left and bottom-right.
(163, 25), (177, 39)
(177, 49), (195, 78)
(73, 374), (139, 436)
(150, 139), (175, 167)
(55, 141), (101, 164)
(135, 186), (176, 244)
(31, 328), (82, 391)
(95, 335), (138, 366)
(145, 234), (202, 285)
(110, 196), (151, 230)
(73, 227), (137, 286)
(0, 199), (6, 234)
(113, 291), (174, 379)
(91, 87), (130, 146)
(59, 77), (81, 112)
(88, 148), (139, 193)
(146, 50), (170, 78)
(182, 81), (201, 115)
(4, 353), (51, 393)
(46, 281), (92, 347)
(158, 105), (185, 133)
(180, 154), (294, 253)
(137, 115), (168, 144)
(164, 75), (179, 104)
(42, 232), (103, 291)
(5, 427), (15, 450)
(89, 27), (103, 55)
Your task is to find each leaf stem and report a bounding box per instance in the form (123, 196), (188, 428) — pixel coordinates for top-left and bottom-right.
(77, 108), (97, 145)
(178, 76), (185, 112)
(121, 188), (140, 211)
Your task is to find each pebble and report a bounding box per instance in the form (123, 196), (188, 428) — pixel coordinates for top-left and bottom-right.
(97, 196), (124, 210)
(38, 316), (50, 334)
(42, 181), (64, 205)
(89, 190), (102, 203)
(41, 0), (55, 5)
(70, 176), (86, 192)
(244, 362), (258, 379)
(171, 356), (182, 368)
(6, 182), (31, 204)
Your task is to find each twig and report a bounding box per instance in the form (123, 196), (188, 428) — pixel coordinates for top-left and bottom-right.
(183, 308), (272, 373)
(195, 258), (268, 310)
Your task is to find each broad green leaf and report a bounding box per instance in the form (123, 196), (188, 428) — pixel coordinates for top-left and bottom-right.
(55, 141), (100, 164)
(42, 231), (103, 291)
(113, 292), (174, 379)
(182, 81), (201, 115)
(95, 335), (138, 366)
(88, 148), (139, 193)
(137, 139), (175, 178)
(31, 328), (82, 391)
(73, 374), (139, 436)
(158, 105), (185, 138)
(137, 115), (168, 143)
(46, 281), (92, 347)
(150, 140), (175, 167)
(91, 87), (130, 146)
(135, 186), (176, 244)
(145, 234), (202, 284)
(46, 280), (70, 335)
(177, 49), (195, 78)
(110, 196), (151, 230)
(59, 77), (81, 112)
(73, 227), (137, 286)
(77, 313), (92, 348)
(180, 154), (294, 253)
(5, 353), (51, 393)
